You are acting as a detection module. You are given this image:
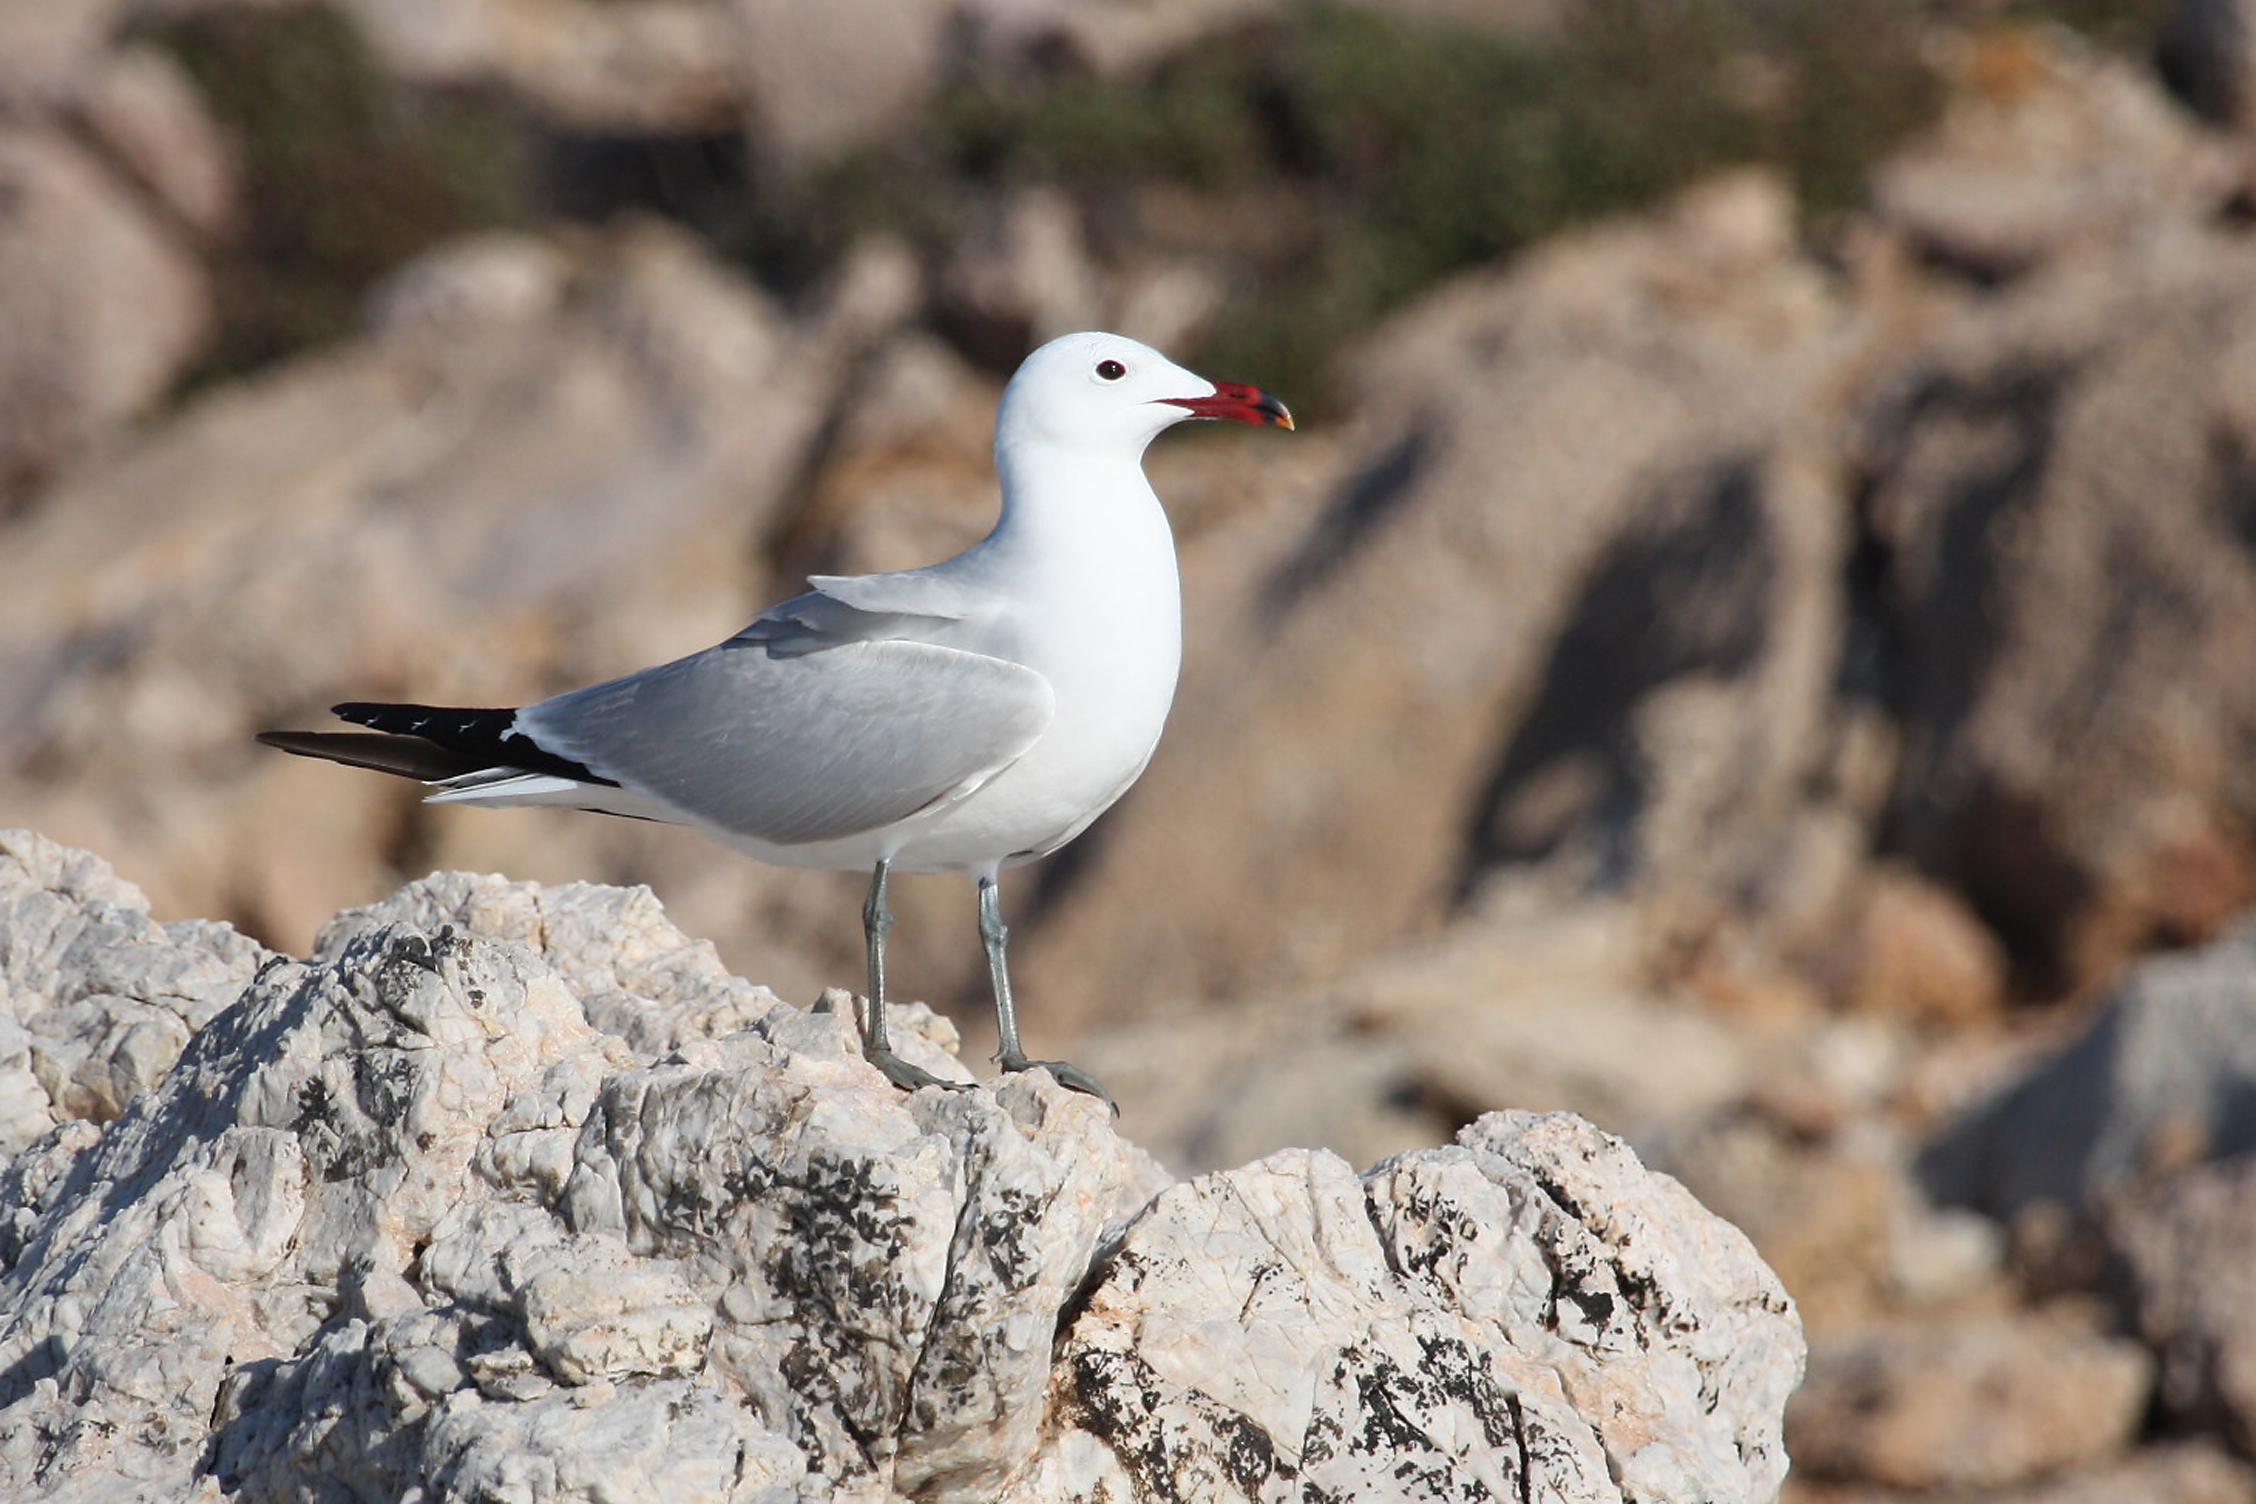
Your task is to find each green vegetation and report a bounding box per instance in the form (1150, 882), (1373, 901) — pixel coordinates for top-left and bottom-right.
(147, 6), (529, 386)
(137, 0), (2173, 397)
(741, 0), (1946, 399)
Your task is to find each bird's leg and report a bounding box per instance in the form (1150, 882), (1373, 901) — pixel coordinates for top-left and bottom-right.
(858, 859), (960, 1094)
(980, 873), (1116, 1112)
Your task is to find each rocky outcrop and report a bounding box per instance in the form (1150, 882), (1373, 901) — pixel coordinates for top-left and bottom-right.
(2110, 1155), (2256, 1456)
(1788, 1315), (2153, 1491)
(1917, 919), (2256, 1219)
(0, 831), (1804, 1503)
(0, 830), (270, 1164)
(0, 10), (228, 503)
(0, 120), (214, 501)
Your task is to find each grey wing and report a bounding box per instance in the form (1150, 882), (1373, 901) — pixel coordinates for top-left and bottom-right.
(516, 637), (1053, 846)
(734, 570), (992, 658)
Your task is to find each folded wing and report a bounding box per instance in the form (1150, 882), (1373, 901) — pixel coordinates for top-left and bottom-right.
(516, 633), (1052, 848)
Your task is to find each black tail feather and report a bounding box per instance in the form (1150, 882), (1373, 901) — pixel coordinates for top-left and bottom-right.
(257, 702), (616, 787)
(256, 729), (493, 782)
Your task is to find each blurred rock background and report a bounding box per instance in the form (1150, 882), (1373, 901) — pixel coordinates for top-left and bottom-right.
(10, 0), (2256, 1495)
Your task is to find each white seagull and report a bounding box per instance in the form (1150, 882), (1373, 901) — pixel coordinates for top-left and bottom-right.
(261, 331), (1292, 1106)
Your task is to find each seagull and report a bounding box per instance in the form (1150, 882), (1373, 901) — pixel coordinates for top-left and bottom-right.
(260, 331), (1292, 1106)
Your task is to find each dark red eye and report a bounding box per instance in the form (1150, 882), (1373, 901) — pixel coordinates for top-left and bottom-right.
(1096, 359), (1126, 381)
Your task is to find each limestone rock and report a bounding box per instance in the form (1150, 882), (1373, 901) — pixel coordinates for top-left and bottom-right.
(1028, 1114), (1802, 1502)
(1788, 1314), (2153, 1490)
(2017, 1441), (2256, 1504)
(1859, 211), (2256, 996)
(1918, 919), (2256, 1219)
(333, 0), (747, 133)
(1871, 32), (2242, 277)
(734, 0), (1284, 166)
(935, 187), (1109, 365)
(71, 43), (237, 242)
(0, 836), (1803, 1503)
(2109, 1155), (2256, 1453)
(0, 829), (271, 1167)
(0, 125), (210, 497)
(0, 0), (128, 106)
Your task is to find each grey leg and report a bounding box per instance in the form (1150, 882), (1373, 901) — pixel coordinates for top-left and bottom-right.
(980, 873), (1115, 1111)
(859, 859), (960, 1094)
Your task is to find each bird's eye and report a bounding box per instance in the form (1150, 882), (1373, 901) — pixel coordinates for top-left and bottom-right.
(1096, 359), (1127, 381)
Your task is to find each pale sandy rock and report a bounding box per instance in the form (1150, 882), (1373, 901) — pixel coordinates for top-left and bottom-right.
(0, 125), (209, 495)
(936, 187), (1108, 365)
(1344, 906), (1757, 1135)
(734, 0), (952, 166)
(1076, 998), (1445, 1177)
(1861, 212), (2256, 996)
(1023, 1112), (1802, 1502)
(364, 230), (573, 338)
(1081, 904), (1759, 1181)
(71, 43), (237, 241)
(0, 0), (127, 104)
(0, 829), (271, 1162)
(782, 329), (1010, 583)
(2010, 1439), (2256, 1504)
(1837, 865), (2009, 1028)
(1781, 1438), (2256, 1504)
(1872, 33), (2242, 276)
(334, 0), (747, 133)
(0, 843), (1802, 1502)
(2109, 1156), (2256, 1453)
(735, 0), (1283, 165)
(928, 188), (1225, 369)
(1647, 1114), (1903, 1333)
(1919, 919), (2256, 1219)
(1789, 1315), (2152, 1490)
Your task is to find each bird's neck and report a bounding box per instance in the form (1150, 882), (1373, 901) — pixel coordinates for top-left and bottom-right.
(988, 438), (1171, 562)
(983, 436), (1182, 700)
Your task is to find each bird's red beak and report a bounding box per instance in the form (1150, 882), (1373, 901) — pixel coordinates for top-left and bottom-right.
(1163, 381), (1294, 430)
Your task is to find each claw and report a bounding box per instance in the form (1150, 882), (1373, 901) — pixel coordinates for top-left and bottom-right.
(864, 1044), (971, 1095)
(997, 1051), (1118, 1115)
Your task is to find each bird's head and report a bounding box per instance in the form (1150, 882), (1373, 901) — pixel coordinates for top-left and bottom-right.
(995, 332), (1293, 456)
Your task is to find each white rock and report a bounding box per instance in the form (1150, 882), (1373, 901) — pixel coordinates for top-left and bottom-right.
(0, 837), (1802, 1502)
(0, 829), (272, 1159)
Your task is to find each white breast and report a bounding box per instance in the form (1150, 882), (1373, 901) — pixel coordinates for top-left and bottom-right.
(883, 447), (1184, 873)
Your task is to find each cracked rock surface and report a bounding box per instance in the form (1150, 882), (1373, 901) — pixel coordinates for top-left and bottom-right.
(0, 830), (1803, 1502)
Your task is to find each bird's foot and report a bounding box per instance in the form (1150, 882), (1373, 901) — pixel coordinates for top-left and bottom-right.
(863, 1045), (971, 1096)
(997, 1050), (1118, 1115)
